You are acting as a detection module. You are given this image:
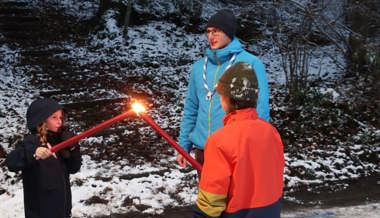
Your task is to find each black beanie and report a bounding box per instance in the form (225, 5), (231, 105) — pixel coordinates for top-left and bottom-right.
(207, 9), (237, 40)
(26, 98), (63, 132)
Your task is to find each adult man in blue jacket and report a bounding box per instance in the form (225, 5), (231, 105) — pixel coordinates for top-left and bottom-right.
(177, 9), (270, 168)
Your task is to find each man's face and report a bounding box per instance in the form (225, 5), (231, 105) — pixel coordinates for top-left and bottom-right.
(207, 27), (231, 50)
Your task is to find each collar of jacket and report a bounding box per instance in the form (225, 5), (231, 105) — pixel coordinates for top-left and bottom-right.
(223, 108), (259, 126)
(205, 37), (243, 64)
(47, 130), (63, 146)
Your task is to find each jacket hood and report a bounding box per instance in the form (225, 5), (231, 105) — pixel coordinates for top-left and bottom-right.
(205, 38), (243, 64)
(26, 98), (63, 132)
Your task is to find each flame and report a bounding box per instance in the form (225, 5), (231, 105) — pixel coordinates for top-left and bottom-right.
(131, 102), (146, 114)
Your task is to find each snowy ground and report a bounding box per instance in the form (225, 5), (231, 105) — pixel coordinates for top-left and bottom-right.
(0, 1), (379, 218)
(282, 203), (380, 218)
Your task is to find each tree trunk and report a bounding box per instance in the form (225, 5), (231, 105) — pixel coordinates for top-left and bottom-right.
(123, 1), (132, 39)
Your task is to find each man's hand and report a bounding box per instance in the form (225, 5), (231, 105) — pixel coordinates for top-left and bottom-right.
(176, 153), (188, 168)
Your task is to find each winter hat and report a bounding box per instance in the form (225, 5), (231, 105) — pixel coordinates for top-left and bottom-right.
(207, 9), (237, 40)
(216, 62), (258, 106)
(26, 98), (63, 132)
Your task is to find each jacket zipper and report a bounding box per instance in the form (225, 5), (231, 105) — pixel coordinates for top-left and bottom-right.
(208, 64), (221, 137)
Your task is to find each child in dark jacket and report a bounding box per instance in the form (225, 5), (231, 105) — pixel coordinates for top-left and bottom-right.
(193, 62), (284, 218)
(6, 98), (82, 218)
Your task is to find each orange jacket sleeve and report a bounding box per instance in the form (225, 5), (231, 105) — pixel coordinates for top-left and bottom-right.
(195, 138), (232, 217)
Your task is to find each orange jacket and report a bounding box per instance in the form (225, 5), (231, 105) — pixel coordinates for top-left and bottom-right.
(194, 108), (284, 218)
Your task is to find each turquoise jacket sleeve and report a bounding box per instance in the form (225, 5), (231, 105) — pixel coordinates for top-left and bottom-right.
(253, 59), (270, 121)
(178, 66), (199, 153)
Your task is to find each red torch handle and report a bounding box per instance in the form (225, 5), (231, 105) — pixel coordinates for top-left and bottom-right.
(140, 113), (203, 173)
(50, 110), (136, 153)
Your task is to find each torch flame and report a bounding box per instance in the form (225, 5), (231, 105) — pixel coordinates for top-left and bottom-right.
(131, 102), (146, 114)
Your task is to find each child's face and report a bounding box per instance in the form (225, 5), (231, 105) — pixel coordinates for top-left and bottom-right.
(207, 27), (231, 50)
(45, 110), (63, 132)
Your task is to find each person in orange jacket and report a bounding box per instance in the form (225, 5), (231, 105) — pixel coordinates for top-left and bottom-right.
(193, 62), (285, 218)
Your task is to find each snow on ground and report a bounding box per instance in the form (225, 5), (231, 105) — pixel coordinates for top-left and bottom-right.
(60, 20), (206, 66)
(0, 154), (198, 218)
(284, 144), (380, 189)
(261, 43), (346, 84)
(0, 44), (31, 218)
(49, 0), (99, 20)
(0, 182), (24, 218)
(69, 155), (197, 217)
(0, 28), (200, 216)
(282, 202), (380, 218)
(0, 44), (37, 153)
(0, 1), (379, 218)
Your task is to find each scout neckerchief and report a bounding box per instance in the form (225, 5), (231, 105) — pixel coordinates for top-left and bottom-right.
(202, 53), (237, 100)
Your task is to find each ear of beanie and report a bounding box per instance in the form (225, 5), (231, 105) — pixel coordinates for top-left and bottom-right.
(26, 98), (63, 132)
(207, 9), (237, 40)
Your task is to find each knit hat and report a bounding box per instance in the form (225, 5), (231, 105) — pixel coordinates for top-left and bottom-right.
(216, 62), (258, 106)
(26, 98), (63, 132)
(207, 9), (237, 40)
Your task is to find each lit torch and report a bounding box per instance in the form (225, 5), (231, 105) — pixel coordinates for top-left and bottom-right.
(132, 102), (202, 173)
(50, 108), (136, 153)
(50, 101), (202, 172)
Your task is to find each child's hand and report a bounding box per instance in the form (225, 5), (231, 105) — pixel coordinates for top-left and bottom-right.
(47, 143), (57, 159)
(34, 143), (57, 160)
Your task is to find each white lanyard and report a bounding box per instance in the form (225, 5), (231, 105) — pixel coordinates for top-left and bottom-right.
(202, 54), (236, 100)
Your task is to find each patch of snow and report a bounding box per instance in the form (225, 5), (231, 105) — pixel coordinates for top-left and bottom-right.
(282, 203), (380, 218)
(1, 155), (198, 218)
(44, 0), (99, 20)
(261, 44), (346, 85)
(320, 88), (340, 102)
(0, 45), (38, 153)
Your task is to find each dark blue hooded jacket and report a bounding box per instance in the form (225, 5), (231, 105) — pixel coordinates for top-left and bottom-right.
(6, 98), (81, 218)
